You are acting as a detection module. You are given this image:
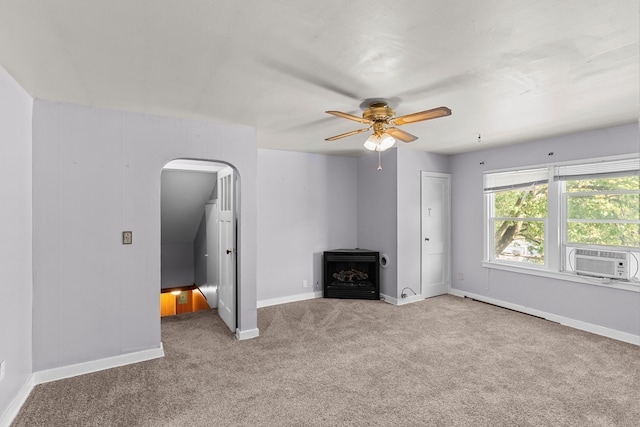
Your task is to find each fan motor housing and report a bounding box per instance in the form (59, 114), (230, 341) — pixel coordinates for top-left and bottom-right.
(363, 103), (394, 122)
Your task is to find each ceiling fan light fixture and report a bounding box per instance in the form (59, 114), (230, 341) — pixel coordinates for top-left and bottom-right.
(363, 135), (378, 151)
(364, 132), (396, 152)
(325, 102), (451, 155)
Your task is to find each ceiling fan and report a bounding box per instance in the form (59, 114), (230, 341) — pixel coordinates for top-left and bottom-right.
(325, 101), (452, 153)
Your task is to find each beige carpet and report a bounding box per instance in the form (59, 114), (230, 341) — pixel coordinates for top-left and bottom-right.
(13, 295), (640, 426)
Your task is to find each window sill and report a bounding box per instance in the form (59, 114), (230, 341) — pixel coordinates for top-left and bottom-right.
(482, 261), (640, 293)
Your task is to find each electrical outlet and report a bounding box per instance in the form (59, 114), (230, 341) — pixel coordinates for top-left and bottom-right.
(315, 281), (319, 290)
(0, 360), (5, 381)
(458, 272), (464, 281)
(302, 280), (308, 288)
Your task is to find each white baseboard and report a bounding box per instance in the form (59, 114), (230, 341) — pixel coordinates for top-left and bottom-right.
(257, 291), (322, 308)
(398, 294), (425, 305)
(449, 289), (640, 346)
(236, 328), (260, 340)
(381, 293), (425, 306)
(0, 374), (35, 427)
(33, 344), (165, 385)
(380, 293), (397, 305)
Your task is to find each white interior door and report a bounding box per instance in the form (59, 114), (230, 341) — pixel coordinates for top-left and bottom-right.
(217, 167), (236, 332)
(421, 172), (451, 298)
(204, 201), (218, 308)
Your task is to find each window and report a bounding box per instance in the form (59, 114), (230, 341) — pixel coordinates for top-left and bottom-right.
(564, 176), (639, 247)
(484, 168), (548, 265)
(484, 156), (640, 284)
(557, 158), (640, 277)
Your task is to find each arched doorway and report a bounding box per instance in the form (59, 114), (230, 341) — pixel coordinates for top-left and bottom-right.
(160, 158), (238, 332)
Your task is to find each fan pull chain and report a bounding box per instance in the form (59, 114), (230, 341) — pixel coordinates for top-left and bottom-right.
(377, 150), (382, 171)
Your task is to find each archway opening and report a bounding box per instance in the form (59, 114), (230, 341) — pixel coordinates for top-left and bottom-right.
(160, 158), (238, 332)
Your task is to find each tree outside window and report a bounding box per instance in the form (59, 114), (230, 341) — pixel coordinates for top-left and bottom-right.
(492, 184), (548, 264)
(565, 175), (639, 248)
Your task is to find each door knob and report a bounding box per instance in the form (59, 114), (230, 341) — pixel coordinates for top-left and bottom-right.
(226, 249), (232, 254)
(425, 237), (430, 241)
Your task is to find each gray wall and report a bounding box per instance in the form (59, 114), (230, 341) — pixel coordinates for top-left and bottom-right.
(357, 150), (398, 298)
(356, 148), (451, 299)
(257, 149), (358, 302)
(32, 100), (258, 371)
(161, 243), (195, 288)
(0, 67), (33, 420)
(450, 123), (640, 337)
(396, 149), (451, 295)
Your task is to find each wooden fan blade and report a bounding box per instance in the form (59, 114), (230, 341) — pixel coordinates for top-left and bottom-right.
(325, 128), (370, 141)
(393, 106), (451, 126)
(326, 110), (373, 124)
(386, 127), (418, 143)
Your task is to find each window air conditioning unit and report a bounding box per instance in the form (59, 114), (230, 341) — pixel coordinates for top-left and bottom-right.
(574, 249), (629, 280)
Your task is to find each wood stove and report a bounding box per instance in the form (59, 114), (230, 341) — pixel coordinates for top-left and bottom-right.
(323, 249), (379, 300)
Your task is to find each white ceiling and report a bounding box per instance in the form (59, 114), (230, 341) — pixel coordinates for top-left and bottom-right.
(0, 0), (637, 155)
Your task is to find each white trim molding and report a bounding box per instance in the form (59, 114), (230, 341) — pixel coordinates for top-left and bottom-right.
(257, 291), (322, 308)
(236, 328), (260, 340)
(398, 294), (425, 305)
(449, 289), (640, 346)
(33, 345), (165, 385)
(381, 293), (425, 306)
(380, 293), (398, 305)
(0, 374), (35, 427)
